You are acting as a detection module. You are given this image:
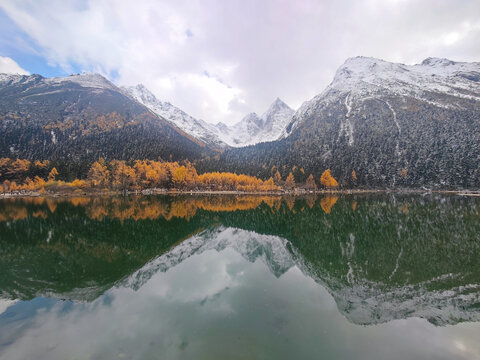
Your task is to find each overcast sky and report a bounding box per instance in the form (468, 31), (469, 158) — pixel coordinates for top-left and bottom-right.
(0, 0), (479, 125)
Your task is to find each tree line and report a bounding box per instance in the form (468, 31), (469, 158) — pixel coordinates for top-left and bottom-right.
(0, 157), (341, 193)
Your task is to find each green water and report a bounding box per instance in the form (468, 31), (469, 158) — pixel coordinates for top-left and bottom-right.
(0, 194), (479, 359)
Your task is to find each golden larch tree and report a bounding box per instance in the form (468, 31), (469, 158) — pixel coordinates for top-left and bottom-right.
(88, 160), (110, 187)
(320, 169), (338, 188)
(284, 172), (295, 190)
(47, 167), (59, 182)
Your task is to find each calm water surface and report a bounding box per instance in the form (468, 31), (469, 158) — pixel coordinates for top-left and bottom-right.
(0, 194), (479, 359)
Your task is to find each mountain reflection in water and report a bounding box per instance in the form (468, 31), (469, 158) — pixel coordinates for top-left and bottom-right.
(0, 194), (479, 359)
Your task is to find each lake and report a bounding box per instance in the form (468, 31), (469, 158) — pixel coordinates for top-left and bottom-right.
(0, 194), (479, 360)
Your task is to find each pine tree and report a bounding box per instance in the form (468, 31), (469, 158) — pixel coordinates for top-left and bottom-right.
(305, 174), (317, 190)
(273, 170), (282, 186)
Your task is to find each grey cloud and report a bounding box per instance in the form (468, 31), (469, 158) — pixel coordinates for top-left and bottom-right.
(1, 0), (479, 125)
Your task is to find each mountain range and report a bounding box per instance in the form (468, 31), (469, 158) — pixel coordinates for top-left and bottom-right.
(123, 84), (294, 148)
(1, 56), (479, 188)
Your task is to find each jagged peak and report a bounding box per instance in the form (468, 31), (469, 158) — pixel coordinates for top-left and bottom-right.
(261, 97), (293, 120)
(268, 97), (291, 110)
(272, 97), (286, 106)
(125, 83), (158, 104)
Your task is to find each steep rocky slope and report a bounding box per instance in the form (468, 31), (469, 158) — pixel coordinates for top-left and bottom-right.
(221, 57), (480, 188)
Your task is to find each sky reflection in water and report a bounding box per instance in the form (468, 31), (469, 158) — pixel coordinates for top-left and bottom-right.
(0, 195), (479, 360)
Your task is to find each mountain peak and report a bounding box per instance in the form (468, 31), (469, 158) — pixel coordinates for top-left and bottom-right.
(46, 72), (117, 90)
(327, 55), (480, 95)
(268, 97), (290, 110)
(333, 56), (402, 83)
(125, 83), (157, 104)
(421, 57), (456, 66)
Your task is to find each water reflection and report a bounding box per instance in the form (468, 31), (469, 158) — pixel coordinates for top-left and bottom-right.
(0, 194), (480, 359)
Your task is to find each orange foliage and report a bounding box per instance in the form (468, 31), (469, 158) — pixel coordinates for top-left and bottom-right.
(320, 169), (338, 188)
(88, 160), (110, 187)
(320, 196), (338, 214)
(110, 160), (136, 190)
(284, 172), (295, 190)
(48, 167), (59, 182)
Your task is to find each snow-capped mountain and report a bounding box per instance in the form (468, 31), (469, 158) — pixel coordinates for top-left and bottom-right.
(230, 56), (480, 188)
(0, 72), (210, 162)
(0, 72), (122, 92)
(212, 98), (294, 147)
(124, 84), (295, 148)
(285, 56), (480, 135)
(123, 84), (227, 149)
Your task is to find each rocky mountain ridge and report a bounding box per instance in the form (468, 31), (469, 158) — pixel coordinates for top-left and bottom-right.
(220, 56), (480, 189)
(124, 83), (294, 148)
(0, 72), (211, 174)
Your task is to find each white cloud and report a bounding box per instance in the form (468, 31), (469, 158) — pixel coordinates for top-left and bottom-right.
(0, 55), (29, 75)
(1, 0), (479, 125)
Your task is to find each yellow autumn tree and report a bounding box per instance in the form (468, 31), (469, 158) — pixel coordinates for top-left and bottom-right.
(320, 169), (338, 188)
(110, 160), (136, 191)
(284, 172), (295, 190)
(88, 160), (110, 187)
(351, 170), (357, 181)
(172, 166), (187, 188)
(262, 177), (278, 192)
(47, 167), (59, 182)
(33, 176), (45, 190)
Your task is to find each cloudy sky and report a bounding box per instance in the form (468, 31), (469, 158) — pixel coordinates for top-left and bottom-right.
(0, 0), (479, 125)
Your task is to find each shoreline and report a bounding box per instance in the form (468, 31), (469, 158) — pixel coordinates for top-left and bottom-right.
(1, 188), (479, 199)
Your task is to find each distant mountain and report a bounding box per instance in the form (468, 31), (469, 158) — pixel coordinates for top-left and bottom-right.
(220, 57), (480, 188)
(212, 98), (294, 147)
(0, 73), (211, 176)
(123, 84), (227, 149)
(124, 84), (294, 148)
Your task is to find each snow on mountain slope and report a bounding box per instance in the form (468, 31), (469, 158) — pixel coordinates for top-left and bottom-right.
(46, 73), (119, 90)
(284, 56), (480, 136)
(0, 72), (120, 92)
(123, 84), (227, 149)
(124, 84), (294, 148)
(214, 98), (294, 147)
(0, 73), (25, 85)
